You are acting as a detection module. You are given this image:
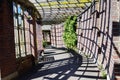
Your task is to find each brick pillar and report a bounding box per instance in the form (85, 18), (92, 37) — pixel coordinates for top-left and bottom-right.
(0, 0), (17, 79)
(36, 21), (43, 55)
(32, 16), (38, 59)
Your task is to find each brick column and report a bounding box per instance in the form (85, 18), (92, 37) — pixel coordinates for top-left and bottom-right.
(0, 0), (17, 79)
(36, 21), (43, 56)
(32, 15), (38, 59)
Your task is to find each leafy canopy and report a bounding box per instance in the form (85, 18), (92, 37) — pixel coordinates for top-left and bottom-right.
(63, 16), (77, 49)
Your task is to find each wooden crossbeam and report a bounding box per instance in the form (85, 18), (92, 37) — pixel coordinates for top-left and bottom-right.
(37, 3), (86, 8)
(38, 0), (93, 7)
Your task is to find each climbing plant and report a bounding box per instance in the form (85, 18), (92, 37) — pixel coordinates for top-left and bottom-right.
(63, 15), (77, 49)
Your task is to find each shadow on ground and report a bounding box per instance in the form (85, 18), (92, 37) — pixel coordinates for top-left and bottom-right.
(17, 48), (104, 80)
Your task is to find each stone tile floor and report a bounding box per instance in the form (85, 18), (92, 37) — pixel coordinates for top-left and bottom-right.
(18, 48), (106, 80)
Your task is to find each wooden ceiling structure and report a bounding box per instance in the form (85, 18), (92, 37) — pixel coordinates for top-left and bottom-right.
(13, 0), (97, 24)
(29, 0), (96, 24)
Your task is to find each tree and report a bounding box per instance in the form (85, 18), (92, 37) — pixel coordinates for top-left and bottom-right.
(63, 16), (77, 49)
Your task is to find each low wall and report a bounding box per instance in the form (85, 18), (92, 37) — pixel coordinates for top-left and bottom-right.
(17, 55), (35, 76)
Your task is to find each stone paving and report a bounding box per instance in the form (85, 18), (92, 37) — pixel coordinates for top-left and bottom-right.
(18, 48), (106, 80)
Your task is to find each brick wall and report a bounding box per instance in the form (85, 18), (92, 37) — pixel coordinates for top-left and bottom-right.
(0, 0), (43, 79)
(24, 12), (43, 59)
(111, 0), (119, 22)
(51, 25), (57, 47)
(111, 0), (120, 80)
(36, 23), (43, 51)
(111, 0), (120, 63)
(77, 0), (115, 80)
(0, 0), (17, 78)
(51, 23), (65, 48)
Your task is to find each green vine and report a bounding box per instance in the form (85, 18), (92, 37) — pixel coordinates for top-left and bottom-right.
(42, 40), (48, 48)
(63, 16), (77, 49)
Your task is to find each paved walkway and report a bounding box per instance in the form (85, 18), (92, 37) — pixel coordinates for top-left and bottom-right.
(18, 48), (106, 80)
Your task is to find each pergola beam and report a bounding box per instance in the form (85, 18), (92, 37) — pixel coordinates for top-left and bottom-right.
(35, 0), (93, 7)
(28, 0), (98, 24)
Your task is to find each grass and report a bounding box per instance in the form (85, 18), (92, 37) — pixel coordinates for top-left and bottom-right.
(101, 70), (107, 79)
(97, 64), (107, 79)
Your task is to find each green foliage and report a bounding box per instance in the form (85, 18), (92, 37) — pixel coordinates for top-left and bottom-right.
(63, 15), (77, 49)
(42, 40), (48, 48)
(97, 64), (107, 79)
(101, 70), (107, 79)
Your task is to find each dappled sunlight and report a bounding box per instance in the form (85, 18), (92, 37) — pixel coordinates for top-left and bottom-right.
(18, 48), (105, 80)
(1, 0), (120, 80)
